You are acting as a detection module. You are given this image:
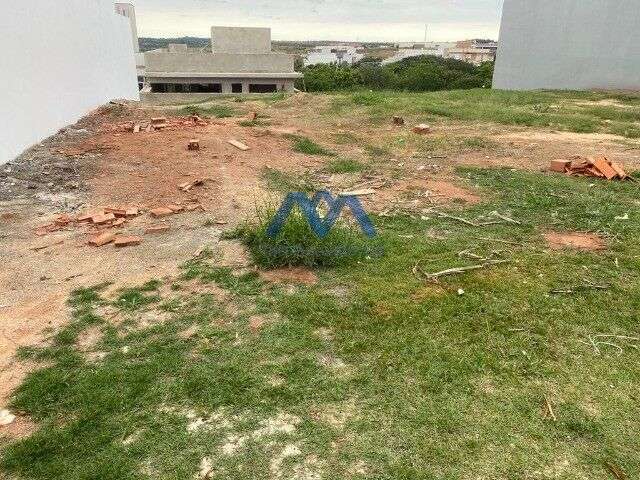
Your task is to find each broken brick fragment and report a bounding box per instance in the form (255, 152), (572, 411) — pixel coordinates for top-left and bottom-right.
(91, 213), (116, 224)
(105, 207), (128, 218)
(412, 124), (431, 135)
(150, 207), (174, 218)
(166, 204), (183, 213)
(114, 235), (142, 247)
(550, 160), (572, 173)
(151, 117), (167, 125)
(112, 218), (126, 227)
(125, 207), (139, 217)
(188, 139), (200, 151)
(89, 232), (116, 247)
(77, 213), (94, 223)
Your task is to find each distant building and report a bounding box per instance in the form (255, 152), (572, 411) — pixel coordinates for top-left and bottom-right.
(445, 48), (495, 65)
(382, 42), (455, 65)
(142, 27), (302, 102)
(493, 0), (640, 90)
(304, 45), (365, 67)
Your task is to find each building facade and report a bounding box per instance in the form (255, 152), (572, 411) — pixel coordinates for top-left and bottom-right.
(493, 0), (640, 90)
(142, 26), (302, 102)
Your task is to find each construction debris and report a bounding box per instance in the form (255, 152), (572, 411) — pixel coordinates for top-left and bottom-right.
(553, 155), (630, 180)
(89, 232), (117, 247)
(150, 207), (174, 218)
(188, 139), (200, 151)
(412, 124), (432, 135)
(393, 116), (405, 126)
(228, 139), (250, 151)
(178, 179), (204, 192)
(91, 213), (116, 224)
(114, 236), (143, 247)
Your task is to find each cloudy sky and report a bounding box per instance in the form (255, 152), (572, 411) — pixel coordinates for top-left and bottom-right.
(133, 0), (505, 41)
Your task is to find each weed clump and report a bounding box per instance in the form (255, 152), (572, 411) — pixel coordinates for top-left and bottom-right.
(229, 205), (382, 268)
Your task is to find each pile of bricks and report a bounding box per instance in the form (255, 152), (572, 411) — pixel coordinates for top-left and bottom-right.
(551, 155), (629, 180)
(108, 115), (209, 134)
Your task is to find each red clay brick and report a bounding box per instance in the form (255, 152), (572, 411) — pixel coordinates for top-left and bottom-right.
(150, 207), (174, 217)
(89, 232), (116, 247)
(412, 124), (431, 135)
(114, 235), (143, 247)
(592, 156), (618, 180)
(125, 207), (139, 217)
(166, 204), (183, 213)
(91, 213), (116, 224)
(550, 160), (572, 173)
(105, 207), (127, 217)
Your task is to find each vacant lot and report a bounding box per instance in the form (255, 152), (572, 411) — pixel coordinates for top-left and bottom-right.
(1, 89), (640, 479)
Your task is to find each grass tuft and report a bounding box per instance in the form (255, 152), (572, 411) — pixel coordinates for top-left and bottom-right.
(286, 135), (335, 156)
(325, 158), (367, 174)
(230, 205), (382, 268)
(180, 104), (236, 118)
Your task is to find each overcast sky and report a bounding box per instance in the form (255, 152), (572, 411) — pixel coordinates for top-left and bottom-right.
(133, 0), (505, 42)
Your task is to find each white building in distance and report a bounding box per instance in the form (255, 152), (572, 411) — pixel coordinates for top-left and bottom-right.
(304, 46), (365, 67)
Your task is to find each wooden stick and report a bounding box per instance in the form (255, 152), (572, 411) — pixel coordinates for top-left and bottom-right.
(418, 260), (509, 280)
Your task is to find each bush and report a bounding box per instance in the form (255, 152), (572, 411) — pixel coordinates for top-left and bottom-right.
(298, 55), (495, 93)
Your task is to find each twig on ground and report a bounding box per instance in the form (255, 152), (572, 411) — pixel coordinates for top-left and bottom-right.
(605, 462), (627, 480)
(581, 333), (639, 356)
(490, 211), (522, 225)
(542, 397), (557, 421)
(429, 209), (522, 228)
(550, 282), (610, 294)
(415, 260), (510, 280)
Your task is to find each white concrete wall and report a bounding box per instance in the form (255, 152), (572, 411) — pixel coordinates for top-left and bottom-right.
(494, 0), (640, 90)
(0, 0), (139, 164)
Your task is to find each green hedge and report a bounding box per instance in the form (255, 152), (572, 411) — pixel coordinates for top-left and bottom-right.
(297, 55), (494, 92)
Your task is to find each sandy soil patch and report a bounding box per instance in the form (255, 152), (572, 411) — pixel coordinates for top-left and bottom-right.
(544, 231), (607, 251)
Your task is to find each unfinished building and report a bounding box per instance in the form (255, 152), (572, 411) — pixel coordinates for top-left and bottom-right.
(142, 27), (302, 103)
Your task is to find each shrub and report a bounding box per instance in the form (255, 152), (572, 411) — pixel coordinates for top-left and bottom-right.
(298, 56), (495, 93)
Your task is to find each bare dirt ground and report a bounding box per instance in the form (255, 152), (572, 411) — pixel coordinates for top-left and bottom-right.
(1, 96), (639, 416)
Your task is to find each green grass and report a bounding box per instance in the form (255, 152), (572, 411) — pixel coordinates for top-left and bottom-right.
(326, 89), (640, 138)
(325, 158), (367, 174)
(286, 135), (335, 156)
(229, 206), (381, 268)
(261, 167), (318, 193)
(180, 104), (236, 118)
(4, 167), (640, 479)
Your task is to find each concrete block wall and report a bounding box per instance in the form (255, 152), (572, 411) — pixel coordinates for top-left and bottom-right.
(494, 0), (640, 90)
(145, 52), (296, 74)
(211, 27), (271, 54)
(1, 0), (139, 164)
